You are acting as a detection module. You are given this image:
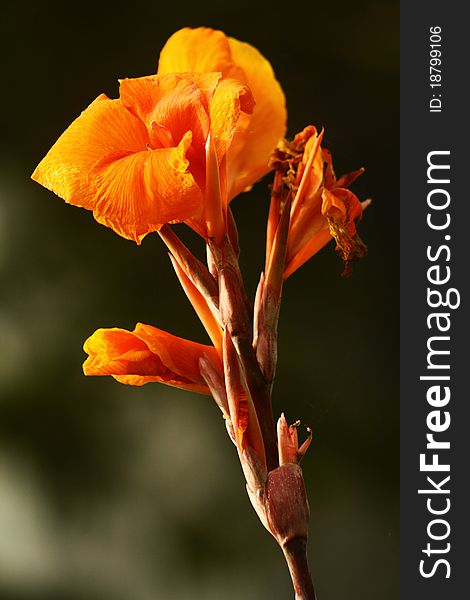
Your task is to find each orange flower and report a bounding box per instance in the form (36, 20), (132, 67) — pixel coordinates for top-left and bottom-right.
(270, 126), (368, 278)
(83, 322), (222, 395)
(158, 27), (286, 201)
(32, 27), (286, 243)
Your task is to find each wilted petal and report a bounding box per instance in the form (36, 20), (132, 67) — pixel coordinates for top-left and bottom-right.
(321, 187), (367, 276)
(278, 126), (367, 278)
(284, 187), (366, 279)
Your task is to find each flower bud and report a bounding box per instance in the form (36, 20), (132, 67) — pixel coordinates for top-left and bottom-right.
(265, 464), (310, 545)
(247, 463), (310, 547)
(277, 413), (312, 465)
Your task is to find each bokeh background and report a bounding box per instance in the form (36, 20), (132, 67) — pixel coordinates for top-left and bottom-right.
(1, 0), (399, 598)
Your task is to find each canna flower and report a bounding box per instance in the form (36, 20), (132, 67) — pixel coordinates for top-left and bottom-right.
(32, 27), (286, 244)
(83, 322), (222, 395)
(35, 26), (366, 599)
(157, 27), (286, 202)
(269, 126), (368, 278)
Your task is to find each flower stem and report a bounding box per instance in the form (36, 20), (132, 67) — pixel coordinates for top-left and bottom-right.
(282, 538), (316, 600)
(208, 235), (278, 470)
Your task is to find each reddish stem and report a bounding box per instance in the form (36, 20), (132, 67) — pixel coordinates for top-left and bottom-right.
(282, 538), (316, 600)
(208, 236), (278, 471)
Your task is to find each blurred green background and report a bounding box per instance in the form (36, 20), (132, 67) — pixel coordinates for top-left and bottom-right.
(1, 0), (398, 598)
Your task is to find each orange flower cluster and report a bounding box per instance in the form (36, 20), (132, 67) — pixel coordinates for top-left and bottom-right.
(32, 23), (368, 433)
(32, 28), (368, 596)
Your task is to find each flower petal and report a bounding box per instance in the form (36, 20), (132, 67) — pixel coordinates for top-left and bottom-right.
(284, 188), (366, 279)
(321, 188), (367, 276)
(83, 323), (222, 394)
(209, 78), (255, 168)
(226, 36), (286, 198)
(119, 73), (221, 151)
(284, 225), (332, 279)
(157, 27), (287, 198)
(157, 27), (244, 80)
(89, 131), (203, 242)
(32, 95), (149, 211)
(290, 128), (324, 219)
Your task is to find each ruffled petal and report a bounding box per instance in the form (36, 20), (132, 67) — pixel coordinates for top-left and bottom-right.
(157, 28), (287, 198)
(32, 95), (149, 210)
(119, 73), (221, 150)
(83, 323), (222, 394)
(89, 131), (203, 242)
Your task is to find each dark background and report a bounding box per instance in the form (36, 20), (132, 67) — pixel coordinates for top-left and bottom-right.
(1, 1), (399, 598)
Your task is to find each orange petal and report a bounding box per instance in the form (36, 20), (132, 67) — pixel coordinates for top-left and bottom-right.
(89, 131), (203, 243)
(32, 93), (204, 242)
(157, 27), (244, 80)
(286, 194), (326, 265)
(32, 94), (149, 212)
(157, 28), (287, 198)
(282, 129), (367, 278)
(335, 167), (365, 190)
(119, 73), (220, 151)
(290, 129), (324, 221)
(323, 147), (365, 190)
(203, 132), (225, 241)
(284, 227), (332, 279)
(209, 78), (254, 166)
(120, 72), (223, 194)
(284, 187), (366, 279)
(226, 36), (286, 199)
(83, 323), (222, 395)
